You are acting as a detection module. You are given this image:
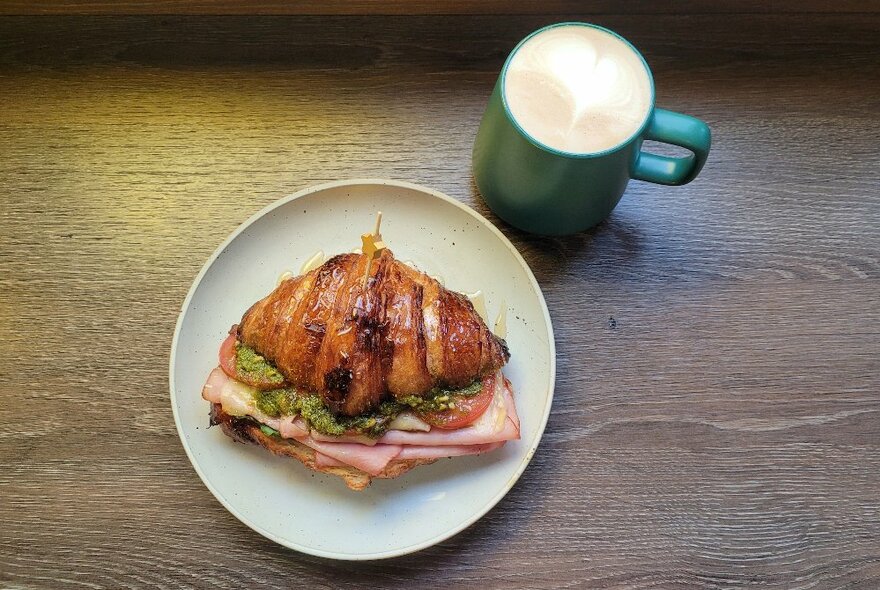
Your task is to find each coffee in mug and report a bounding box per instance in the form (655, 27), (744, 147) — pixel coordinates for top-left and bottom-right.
(504, 25), (653, 155)
(473, 23), (711, 235)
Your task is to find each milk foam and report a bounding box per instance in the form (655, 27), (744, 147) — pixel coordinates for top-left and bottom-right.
(504, 26), (652, 154)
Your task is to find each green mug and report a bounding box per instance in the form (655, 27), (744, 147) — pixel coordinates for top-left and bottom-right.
(473, 22), (711, 236)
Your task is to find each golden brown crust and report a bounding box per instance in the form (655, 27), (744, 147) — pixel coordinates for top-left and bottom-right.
(237, 249), (509, 416)
(383, 258), (433, 396)
(209, 403), (436, 491)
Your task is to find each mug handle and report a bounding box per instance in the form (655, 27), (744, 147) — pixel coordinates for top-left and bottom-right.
(631, 109), (712, 186)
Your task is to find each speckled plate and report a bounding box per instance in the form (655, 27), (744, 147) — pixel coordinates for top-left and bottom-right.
(169, 179), (555, 560)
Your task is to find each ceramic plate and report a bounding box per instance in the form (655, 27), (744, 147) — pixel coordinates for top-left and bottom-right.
(169, 179), (555, 560)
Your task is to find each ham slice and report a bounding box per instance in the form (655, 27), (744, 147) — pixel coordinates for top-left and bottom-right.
(295, 436), (402, 476)
(311, 431), (378, 446)
(342, 375), (520, 446)
(379, 417), (518, 446)
(396, 441), (504, 460)
(205, 367), (520, 475)
(201, 367), (227, 403)
(278, 416), (309, 439)
(315, 452), (349, 469)
(303, 440), (504, 473)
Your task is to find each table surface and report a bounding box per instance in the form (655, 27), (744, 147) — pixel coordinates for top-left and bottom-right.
(1, 13), (879, 590)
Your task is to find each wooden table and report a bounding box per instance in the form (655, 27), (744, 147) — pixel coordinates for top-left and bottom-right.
(2, 12), (879, 589)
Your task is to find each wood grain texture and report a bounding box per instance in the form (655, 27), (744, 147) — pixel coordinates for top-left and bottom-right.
(1, 1), (879, 16)
(1, 13), (879, 590)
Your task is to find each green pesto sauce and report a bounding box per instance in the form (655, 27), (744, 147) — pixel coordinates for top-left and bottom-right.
(253, 388), (390, 437)
(397, 380), (483, 412)
(236, 343), (285, 386)
(253, 379), (482, 439)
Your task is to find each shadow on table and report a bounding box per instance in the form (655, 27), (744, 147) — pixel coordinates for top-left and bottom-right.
(464, 176), (647, 287)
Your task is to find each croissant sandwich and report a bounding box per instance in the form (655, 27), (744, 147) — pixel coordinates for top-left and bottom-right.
(202, 247), (519, 490)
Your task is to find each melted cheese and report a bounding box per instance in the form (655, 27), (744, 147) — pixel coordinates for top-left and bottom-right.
(387, 411), (431, 432)
(493, 301), (507, 339)
(466, 290), (489, 324)
(219, 379), (258, 417)
(300, 250), (325, 274)
(276, 270), (293, 286)
(484, 374), (509, 433)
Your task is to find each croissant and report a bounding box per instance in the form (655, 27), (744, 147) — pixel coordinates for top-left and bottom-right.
(237, 249), (510, 416)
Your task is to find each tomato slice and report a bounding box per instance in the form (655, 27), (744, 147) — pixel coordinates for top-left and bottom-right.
(417, 373), (497, 430)
(218, 329), (286, 389)
(219, 331), (239, 379)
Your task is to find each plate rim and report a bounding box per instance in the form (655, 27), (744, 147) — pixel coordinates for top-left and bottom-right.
(169, 178), (556, 560)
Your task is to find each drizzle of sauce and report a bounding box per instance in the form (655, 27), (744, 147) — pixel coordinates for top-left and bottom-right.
(276, 270), (293, 286)
(277, 250), (325, 286)
(466, 290), (489, 324)
(493, 300), (507, 339)
(300, 250), (325, 274)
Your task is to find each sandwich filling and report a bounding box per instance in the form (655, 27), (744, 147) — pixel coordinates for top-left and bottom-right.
(202, 361), (520, 476)
(205, 249), (518, 481)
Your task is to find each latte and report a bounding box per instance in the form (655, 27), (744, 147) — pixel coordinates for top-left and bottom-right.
(504, 25), (653, 154)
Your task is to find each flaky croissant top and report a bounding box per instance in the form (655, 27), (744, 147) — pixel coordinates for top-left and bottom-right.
(237, 249), (510, 416)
